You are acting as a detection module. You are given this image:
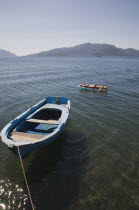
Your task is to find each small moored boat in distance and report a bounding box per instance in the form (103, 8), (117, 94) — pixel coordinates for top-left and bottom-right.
(1, 97), (70, 157)
(78, 83), (108, 92)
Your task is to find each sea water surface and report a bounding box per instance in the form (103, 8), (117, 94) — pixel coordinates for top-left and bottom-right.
(0, 56), (139, 210)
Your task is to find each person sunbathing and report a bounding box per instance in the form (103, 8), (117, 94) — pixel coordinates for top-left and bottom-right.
(80, 83), (108, 91)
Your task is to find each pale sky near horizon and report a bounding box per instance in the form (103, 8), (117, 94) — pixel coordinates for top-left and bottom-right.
(0, 0), (139, 55)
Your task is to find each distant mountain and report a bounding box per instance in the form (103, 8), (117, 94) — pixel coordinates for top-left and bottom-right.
(26, 43), (139, 57)
(0, 49), (16, 58)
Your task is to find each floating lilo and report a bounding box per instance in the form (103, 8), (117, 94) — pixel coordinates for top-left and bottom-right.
(79, 83), (108, 92)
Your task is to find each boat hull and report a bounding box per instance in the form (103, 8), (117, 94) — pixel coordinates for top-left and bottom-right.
(10, 123), (65, 157)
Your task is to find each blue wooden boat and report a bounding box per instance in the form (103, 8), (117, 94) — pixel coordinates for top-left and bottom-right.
(1, 97), (70, 157)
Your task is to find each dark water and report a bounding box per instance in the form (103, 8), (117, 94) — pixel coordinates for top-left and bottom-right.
(0, 56), (139, 210)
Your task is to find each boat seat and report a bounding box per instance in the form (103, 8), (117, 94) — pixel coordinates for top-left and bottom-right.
(11, 131), (45, 142)
(26, 118), (60, 124)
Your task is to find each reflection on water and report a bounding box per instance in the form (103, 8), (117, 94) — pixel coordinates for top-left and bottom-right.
(0, 56), (139, 210)
(0, 179), (27, 209)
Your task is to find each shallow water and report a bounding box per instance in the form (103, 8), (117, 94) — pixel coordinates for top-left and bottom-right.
(0, 56), (139, 210)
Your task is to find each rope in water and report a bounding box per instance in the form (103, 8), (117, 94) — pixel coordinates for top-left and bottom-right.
(17, 146), (35, 210)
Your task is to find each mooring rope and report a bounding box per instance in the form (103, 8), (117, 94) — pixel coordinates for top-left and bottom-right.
(17, 146), (35, 210)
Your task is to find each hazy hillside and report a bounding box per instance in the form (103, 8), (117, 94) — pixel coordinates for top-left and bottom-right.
(0, 49), (16, 58)
(26, 43), (139, 57)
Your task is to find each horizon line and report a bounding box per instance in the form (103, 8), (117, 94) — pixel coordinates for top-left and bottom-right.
(1, 42), (139, 56)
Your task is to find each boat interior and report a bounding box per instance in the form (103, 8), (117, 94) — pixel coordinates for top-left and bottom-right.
(11, 108), (62, 142)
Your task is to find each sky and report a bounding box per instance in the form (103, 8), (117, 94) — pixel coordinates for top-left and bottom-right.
(0, 0), (139, 55)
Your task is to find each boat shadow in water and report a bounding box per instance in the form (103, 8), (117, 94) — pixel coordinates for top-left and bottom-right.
(25, 126), (89, 210)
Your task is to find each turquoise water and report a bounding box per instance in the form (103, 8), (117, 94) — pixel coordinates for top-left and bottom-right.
(0, 56), (139, 210)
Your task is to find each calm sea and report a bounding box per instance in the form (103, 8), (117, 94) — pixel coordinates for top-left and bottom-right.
(0, 56), (139, 210)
